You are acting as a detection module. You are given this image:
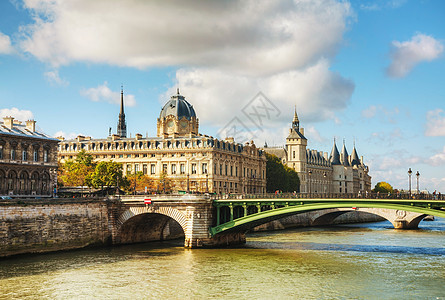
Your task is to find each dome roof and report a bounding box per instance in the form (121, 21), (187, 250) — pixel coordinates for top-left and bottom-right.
(159, 89), (196, 121)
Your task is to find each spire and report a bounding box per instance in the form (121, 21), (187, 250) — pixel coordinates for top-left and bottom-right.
(351, 143), (360, 166)
(330, 139), (341, 165)
(292, 105), (300, 129)
(177, 87), (180, 95)
(341, 140), (350, 166)
(117, 85), (127, 138)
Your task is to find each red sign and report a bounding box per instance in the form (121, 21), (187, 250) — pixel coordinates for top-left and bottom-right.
(144, 199), (152, 204)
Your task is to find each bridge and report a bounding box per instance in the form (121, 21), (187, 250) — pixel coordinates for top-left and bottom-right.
(109, 194), (445, 248)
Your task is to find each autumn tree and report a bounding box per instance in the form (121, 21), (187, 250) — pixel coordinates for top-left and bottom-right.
(125, 172), (156, 194)
(58, 150), (95, 187)
(372, 181), (394, 193)
(157, 171), (174, 193)
(90, 161), (127, 191)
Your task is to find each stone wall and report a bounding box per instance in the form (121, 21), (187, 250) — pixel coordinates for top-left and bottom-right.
(0, 199), (110, 258)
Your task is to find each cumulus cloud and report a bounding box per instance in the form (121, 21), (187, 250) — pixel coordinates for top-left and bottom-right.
(425, 109), (445, 136)
(80, 82), (136, 107)
(0, 32), (14, 54)
(44, 70), (69, 86)
(0, 107), (34, 122)
(163, 59), (354, 127)
(19, 0), (352, 74)
(386, 33), (443, 78)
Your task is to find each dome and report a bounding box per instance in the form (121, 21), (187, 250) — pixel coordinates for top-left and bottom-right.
(159, 89), (196, 121)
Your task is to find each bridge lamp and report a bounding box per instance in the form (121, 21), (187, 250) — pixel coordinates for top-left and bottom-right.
(408, 168), (413, 197)
(416, 171), (420, 194)
(323, 172), (327, 194)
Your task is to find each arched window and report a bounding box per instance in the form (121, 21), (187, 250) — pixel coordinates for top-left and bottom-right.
(31, 172), (39, 192)
(34, 149), (38, 162)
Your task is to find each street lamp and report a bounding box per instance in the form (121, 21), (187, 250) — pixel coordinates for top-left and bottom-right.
(323, 172), (327, 195)
(408, 168), (412, 197)
(187, 174), (190, 193)
(416, 171), (420, 194)
(308, 170), (312, 195)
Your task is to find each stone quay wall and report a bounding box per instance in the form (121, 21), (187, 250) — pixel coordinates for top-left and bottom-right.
(0, 199), (111, 258)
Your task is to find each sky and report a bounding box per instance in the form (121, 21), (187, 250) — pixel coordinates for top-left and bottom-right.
(0, 0), (444, 192)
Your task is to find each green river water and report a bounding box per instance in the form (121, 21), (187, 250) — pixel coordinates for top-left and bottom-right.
(1, 219), (444, 299)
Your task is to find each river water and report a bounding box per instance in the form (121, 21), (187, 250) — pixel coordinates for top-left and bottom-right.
(1, 219), (444, 299)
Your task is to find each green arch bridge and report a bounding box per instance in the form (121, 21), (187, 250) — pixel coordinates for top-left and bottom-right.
(210, 196), (445, 236)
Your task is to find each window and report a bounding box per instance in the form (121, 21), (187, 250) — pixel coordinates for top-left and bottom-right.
(44, 150), (48, 162)
(220, 164), (222, 175)
(151, 164), (156, 175)
(180, 164), (185, 174)
(202, 163), (208, 174)
(0, 146), (3, 159)
(225, 165), (227, 176)
(345, 176), (347, 180)
(22, 150), (27, 161)
(127, 154), (131, 158)
(111, 155), (115, 158)
(135, 164), (139, 173)
(293, 151), (295, 159)
(192, 163), (197, 174)
(119, 154), (123, 158)
(11, 149), (16, 160)
(127, 164), (132, 173)
(143, 164), (148, 175)
(236, 167), (238, 177)
(163, 164), (167, 173)
(230, 166), (233, 176)
(171, 164), (177, 174)
(339, 182), (341, 186)
(360, 173), (362, 178)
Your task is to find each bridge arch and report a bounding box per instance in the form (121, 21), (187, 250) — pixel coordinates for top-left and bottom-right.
(210, 202), (445, 236)
(115, 206), (188, 244)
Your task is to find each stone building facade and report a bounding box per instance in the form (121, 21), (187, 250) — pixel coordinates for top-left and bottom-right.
(58, 90), (266, 194)
(0, 117), (59, 197)
(263, 109), (371, 194)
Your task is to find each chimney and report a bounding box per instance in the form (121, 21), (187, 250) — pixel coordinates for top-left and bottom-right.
(3, 116), (14, 129)
(135, 133), (142, 140)
(26, 120), (36, 132)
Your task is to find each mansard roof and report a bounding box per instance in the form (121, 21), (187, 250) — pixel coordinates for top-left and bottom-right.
(0, 119), (57, 141)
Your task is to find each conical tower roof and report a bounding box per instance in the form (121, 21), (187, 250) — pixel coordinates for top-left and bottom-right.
(330, 140), (341, 165)
(351, 145), (360, 166)
(341, 142), (350, 167)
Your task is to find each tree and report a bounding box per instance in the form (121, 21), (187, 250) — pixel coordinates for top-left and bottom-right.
(265, 153), (300, 193)
(58, 150), (95, 188)
(372, 181), (394, 193)
(90, 161), (126, 191)
(125, 172), (156, 194)
(157, 171), (174, 193)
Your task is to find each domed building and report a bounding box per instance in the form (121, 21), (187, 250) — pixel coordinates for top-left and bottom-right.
(58, 89), (266, 194)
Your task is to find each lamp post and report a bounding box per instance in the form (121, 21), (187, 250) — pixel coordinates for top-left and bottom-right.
(187, 174), (190, 193)
(416, 171), (420, 194)
(408, 168), (412, 197)
(323, 172), (327, 195)
(308, 170), (312, 195)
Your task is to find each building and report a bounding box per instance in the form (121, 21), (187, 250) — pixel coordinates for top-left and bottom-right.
(263, 108), (371, 194)
(58, 89), (266, 194)
(0, 116), (59, 197)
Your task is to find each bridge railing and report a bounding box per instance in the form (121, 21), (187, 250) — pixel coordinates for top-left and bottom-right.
(214, 192), (444, 201)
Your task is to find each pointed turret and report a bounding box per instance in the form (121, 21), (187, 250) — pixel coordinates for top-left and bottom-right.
(292, 106), (299, 129)
(341, 141), (350, 166)
(329, 139), (341, 165)
(117, 86), (127, 138)
(350, 144), (360, 166)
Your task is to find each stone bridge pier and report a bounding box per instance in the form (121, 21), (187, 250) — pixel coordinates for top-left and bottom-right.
(108, 195), (245, 248)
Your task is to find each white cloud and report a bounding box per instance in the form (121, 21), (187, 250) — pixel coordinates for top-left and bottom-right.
(386, 33), (443, 78)
(164, 59), (354, 128)
(361, 105), (400, 123)
(0, 32), (14, 54)
(53, 130), (82, 140)
(44, 70), (69, 86)
(0, 107), (34, 122)
(425, 109), (445, 136)
(360, 0), (406, 11)
(362, 105), (377, 118)
(428, 146), (445, 166)
(80, 82), (136, 107)
(19, 0), (352, 74)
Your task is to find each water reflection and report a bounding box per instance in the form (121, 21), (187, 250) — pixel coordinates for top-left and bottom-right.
(1, 219), (444, 299)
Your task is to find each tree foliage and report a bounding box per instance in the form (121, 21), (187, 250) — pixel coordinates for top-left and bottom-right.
(157, 171), (174, 193)
(125, 172), (156, 194)
(372, 181), (394, 193)
(265, 153), (300, 193)
(58, 150), (95, 187)
(90, 161), (127, 189)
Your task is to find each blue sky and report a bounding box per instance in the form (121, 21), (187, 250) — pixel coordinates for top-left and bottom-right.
(0, 0), (444, 192)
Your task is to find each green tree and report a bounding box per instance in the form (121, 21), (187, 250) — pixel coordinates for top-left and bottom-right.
(157, 171), (174, 193)
(372, 181), (394, 193)
(90, 161), (126, 191)
(265, 153), (300, 193)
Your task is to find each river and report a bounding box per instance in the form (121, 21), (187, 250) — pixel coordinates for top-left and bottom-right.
(1, 218), (444, 299)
